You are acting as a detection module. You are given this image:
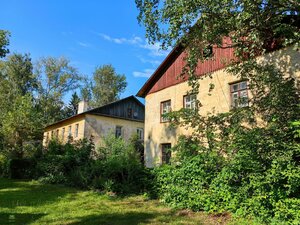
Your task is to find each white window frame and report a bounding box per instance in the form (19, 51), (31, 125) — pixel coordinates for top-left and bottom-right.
(75, 124), (79, 138)
(184, 94), (197, 109)
(161, 100), (171, 123)
(68, 125), (72, 137)
(230, 81), (249, 108)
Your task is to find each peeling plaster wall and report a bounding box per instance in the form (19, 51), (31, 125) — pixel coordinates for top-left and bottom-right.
(84, 114), (144, 147)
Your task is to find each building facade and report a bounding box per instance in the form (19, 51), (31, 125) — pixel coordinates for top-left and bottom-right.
(43, 96), (145, 147)
(137, 43), (300, 167)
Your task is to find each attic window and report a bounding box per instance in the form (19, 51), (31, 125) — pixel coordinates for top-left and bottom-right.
(203, 45), (213, 58)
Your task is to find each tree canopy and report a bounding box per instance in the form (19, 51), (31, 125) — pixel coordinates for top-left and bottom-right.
(89, 64), (127, 107)
(0, 30), (10, 58)
(136, 0), (299, 54)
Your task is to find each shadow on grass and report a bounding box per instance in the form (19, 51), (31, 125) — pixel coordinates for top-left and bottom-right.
(0, 178), (76, 209)
(70, 211), (170, 225)
(0, 213), (45, 225)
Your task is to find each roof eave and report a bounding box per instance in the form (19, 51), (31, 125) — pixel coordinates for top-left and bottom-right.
(136, 44), (185, 98)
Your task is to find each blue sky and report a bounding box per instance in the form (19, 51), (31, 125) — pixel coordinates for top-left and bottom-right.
(1, 0), (169, 102)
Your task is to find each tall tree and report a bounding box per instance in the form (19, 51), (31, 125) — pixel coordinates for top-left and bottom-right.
(35, 56), (82, 125)
(91, 64), (127, 107)
(0, 53), (41, 157)
(64, 92), (81, 117)
(3, 53), (37, 95)
(0, 30), (10, 58)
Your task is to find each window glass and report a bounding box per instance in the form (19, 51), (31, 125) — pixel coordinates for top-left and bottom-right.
(184, 94), (197, 109)
(115, 126), (122, 138)
(137, 128), (144, 140)
(161, 144), (171, 164)
(62, 128), (65, 139)
(68, 126), (72, 137)
(75, 124), (79, 138)
(230, 81), (249, 108)
(161, 100), (171, 122)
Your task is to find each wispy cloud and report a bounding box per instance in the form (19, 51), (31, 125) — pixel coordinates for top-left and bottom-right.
(133, 69), (155, 78)
(140, 42), (170, 57)
(98, 33), (142, 45)
(138, 56), (161, 66)
(98, 33), (170, 57)
(77, 41), (91, 48)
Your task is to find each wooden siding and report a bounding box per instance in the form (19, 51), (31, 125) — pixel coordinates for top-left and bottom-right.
(90, 97), (145, 121)
(148, 37), (235, 95)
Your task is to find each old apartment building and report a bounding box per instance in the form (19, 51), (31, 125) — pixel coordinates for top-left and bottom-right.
(137, 39), (300, 167)
(43, 96), (145, 147)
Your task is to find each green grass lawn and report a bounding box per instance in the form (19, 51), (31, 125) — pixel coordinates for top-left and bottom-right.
(0, 178), (254, 225)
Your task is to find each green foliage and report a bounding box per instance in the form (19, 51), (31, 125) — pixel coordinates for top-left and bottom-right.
(33, 135), (150, 195)
(35, 56), (83, 125)
(91, 134), (150, 194)
(90, 64), (127, 107)
(36, 138), (94, 186)
(0, 30), (10, 58)
(64, 92), (81, 117)
(153, 120), (300, 224)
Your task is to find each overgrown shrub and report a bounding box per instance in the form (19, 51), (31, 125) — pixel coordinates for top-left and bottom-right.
(35, 135), (151, 194)
(153, 121), (300, 224)
(91, 134), (151, 194)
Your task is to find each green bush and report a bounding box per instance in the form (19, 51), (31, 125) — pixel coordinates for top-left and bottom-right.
(91, 134), (151, 194)
(35, 135), (151, 194)
(152, 122), (300, 224)
(0, 153), (9, 177)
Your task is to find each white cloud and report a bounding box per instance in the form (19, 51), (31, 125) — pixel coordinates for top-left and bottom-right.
(133, 69), (155, 78)
(77, 41), (91, 48)
(98, 33), (170, 57)
(98, 33), (142, 45)
(138, 56), (161, 66)
(140, 42), (170, 57)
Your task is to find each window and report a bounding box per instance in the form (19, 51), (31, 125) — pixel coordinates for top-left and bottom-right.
(161, 100), (171, 122)
(115, 126), (122, 138)
(45, 132), (49, 143)
(137, 128), (144, 140)
(161, 144), (171, 164)
(62, 128), (65, 139)
(75, 124), (79, 138)
(230, 81), (248, 108)
(56, 129), (59, 138)
(51, 130), (54, 139)
(184, 94), (197, 109)
(68, 126), (72, 137)
(203, 45), (213, 58)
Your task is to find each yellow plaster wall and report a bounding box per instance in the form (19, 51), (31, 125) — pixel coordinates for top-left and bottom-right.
(84, 114), (144, 147)
(144, 46), (300, 167)
(43, 115), (86, 145)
